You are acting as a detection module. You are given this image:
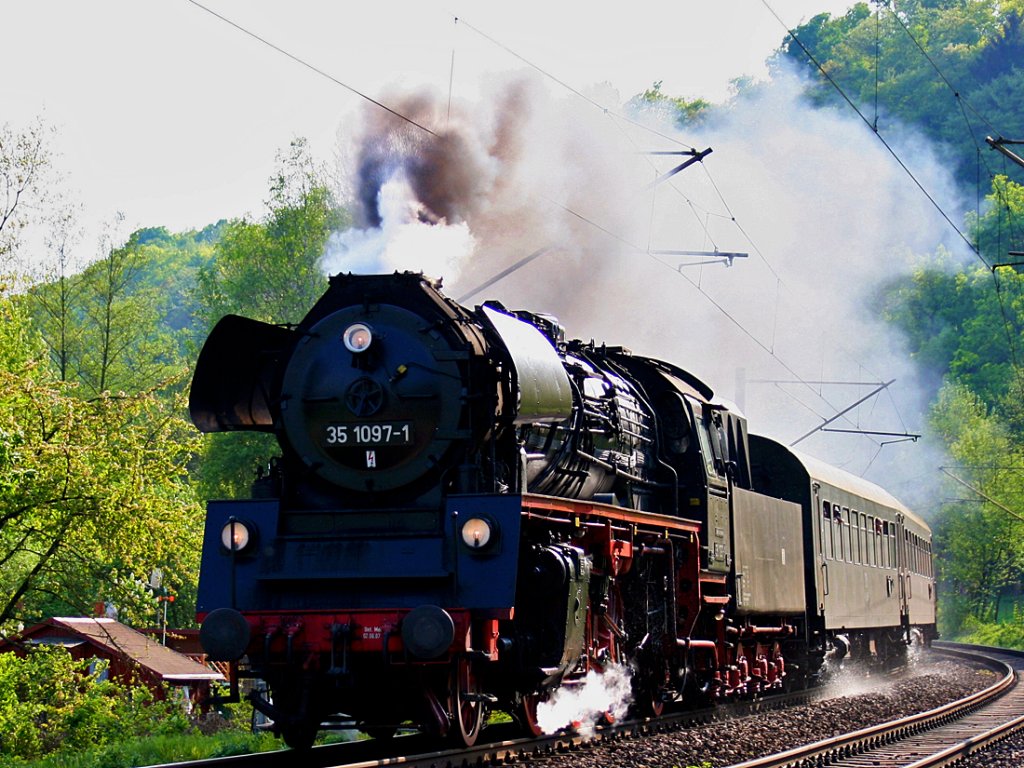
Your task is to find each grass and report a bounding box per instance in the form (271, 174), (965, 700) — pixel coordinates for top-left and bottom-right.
(7, 731), (281, 768)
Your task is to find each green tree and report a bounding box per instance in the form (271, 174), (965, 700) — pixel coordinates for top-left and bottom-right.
(880, 177), (1024, 411)
(197, 138), (348, 327)
(880, 258), (1024, 409)
(0, 333), (202, 628)
(930, 383), (1024, 635)
(1, 119), (56, 294)
(774, 1), (1024, 187)
(29, 220), (199, 398)
(627, 81), (713, 128)
(971, 174), (1024, 263)
(28, 204), (85, 382)
(194, 139), (349, 499)
(76, 225), (182, 396)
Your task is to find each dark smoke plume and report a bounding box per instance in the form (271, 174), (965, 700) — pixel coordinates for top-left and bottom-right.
(352, 89), (524, 229)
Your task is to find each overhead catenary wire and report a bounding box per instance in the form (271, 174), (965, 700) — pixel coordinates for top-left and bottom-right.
(450, 9), (920, 457)
(184, 0), (439, 138)
(867, 1), (1024, 386)
(184, 0), (914, 464)
(762, 0), (981, 264)
(765, 0), (1024, 434)
(452, 15), (698, 152)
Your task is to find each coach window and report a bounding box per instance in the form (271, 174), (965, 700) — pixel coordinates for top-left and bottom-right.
(866, 516), (875, 566)
(835, 507), (843, 561)
(889, 528), (897, 570)
(845, 509), (854, 563)
(880, 521), (889, 568)
(877, 521), (884, 568)
(851, 511), (861, 564)
(843, 508), (852, 562)
(825, 502), (835, 560)
(882, 523), (890, 568)
(821, 501), (831, 557)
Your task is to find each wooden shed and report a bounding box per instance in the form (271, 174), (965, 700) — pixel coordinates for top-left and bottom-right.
(0, 617), (224, 709)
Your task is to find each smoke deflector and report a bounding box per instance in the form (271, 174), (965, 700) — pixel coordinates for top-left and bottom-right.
(189, 315), (294, 432)
(481, 305), (573, 424)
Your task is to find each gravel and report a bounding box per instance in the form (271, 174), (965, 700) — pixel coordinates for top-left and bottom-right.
(512, 653), (997, 768)
(968, 723), (1024, 767)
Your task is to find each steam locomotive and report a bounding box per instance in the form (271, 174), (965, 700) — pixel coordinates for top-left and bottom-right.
(190, 272), (936, 749)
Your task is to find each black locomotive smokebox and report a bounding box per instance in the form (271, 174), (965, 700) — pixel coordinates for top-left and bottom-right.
(200, 607), (252, 662)
(401, 605), (455, 659)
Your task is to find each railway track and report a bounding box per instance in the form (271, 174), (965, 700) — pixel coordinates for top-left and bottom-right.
(153, 644), (1012, 768)
(722, 642), (1024, 768)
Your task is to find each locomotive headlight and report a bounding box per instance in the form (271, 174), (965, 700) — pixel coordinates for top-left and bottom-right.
(461, 517), (495, 549)
(342, 323), (373, 353)
(221, 518), (252, 553)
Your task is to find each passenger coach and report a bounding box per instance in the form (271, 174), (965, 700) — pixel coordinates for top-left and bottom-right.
(751, 435), (937, 664)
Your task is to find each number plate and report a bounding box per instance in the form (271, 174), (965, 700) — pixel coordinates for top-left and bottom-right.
(324, 422), (414, 446)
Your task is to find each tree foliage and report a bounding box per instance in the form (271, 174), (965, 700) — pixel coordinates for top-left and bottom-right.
(627, 81), (713, 128)
(28, 221), (217, 398)
(881, 177), (1024, 412)
(929, 383), (1024, 634)
(775, 0), (1024, 186)
(197, 138), (348, 328)
(879, 175), (1024, 637)
(0, 351), (202, 629)
(1, 120), (57, 295)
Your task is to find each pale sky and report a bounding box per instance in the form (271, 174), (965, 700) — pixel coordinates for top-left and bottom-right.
(9, 1), (963, 498)
(4, 0), (856, 243)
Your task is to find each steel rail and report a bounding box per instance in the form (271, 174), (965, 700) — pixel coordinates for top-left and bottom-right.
(722, 643), (1021, 768)
(149, 648), (999, 768)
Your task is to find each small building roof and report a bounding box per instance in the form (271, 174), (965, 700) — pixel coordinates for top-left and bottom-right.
(8, 617), (223, 684)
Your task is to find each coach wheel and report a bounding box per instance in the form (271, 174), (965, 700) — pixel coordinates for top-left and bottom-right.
(449, 657), (485, 747)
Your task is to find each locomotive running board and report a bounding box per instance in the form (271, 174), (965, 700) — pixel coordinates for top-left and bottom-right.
(520, 493), (702, 536)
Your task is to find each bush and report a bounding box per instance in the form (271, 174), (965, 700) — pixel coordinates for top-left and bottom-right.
(957, 609), (1024, 650)
(0, 646), (191, 762)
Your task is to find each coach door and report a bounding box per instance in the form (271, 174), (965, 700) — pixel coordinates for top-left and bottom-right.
(813, 484), (828, 611)
(896, 512), (910, 618)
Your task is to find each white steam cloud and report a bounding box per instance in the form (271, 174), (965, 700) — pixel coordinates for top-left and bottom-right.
(321, 172), (475, 281)
(536, 664), (633, 737)
(323, 64), (971, 512)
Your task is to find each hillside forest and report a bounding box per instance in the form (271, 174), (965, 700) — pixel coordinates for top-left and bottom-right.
(0, 0), (1023, 759)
